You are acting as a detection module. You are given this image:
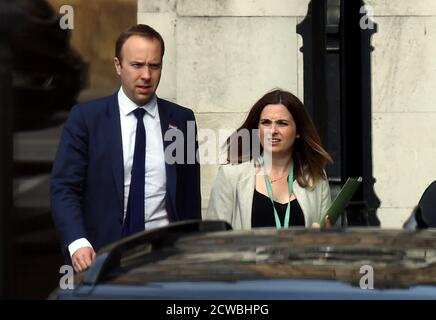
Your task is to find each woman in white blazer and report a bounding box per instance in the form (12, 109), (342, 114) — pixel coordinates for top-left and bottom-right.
(206, 89), (334, 229)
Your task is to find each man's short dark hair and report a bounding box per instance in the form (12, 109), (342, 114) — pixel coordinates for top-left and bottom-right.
(115, 24), (165, 61)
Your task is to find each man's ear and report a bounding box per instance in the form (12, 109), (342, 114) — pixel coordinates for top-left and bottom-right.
(114, 57), (122, 75)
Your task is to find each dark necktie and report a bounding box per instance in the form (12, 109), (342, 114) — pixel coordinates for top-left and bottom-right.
(122, 108), (146, 237)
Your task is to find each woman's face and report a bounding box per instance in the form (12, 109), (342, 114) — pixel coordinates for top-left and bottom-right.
(258, 104), (298, 157)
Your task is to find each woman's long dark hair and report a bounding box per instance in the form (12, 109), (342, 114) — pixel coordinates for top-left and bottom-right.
(226, 89), (332, 188)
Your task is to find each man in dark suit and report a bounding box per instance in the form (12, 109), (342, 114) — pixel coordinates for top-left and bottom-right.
(51, 24), (201, 272)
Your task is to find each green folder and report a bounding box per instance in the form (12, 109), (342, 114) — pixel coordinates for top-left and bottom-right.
(320, 177), (362, 227)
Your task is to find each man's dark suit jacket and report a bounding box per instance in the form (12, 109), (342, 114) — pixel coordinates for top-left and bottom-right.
(51, 93), (201, 256)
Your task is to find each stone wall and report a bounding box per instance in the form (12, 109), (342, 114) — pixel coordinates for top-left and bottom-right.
(368, 0), (436, 227)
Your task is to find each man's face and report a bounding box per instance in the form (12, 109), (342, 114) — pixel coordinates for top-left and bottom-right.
(114, 35), (162, 106)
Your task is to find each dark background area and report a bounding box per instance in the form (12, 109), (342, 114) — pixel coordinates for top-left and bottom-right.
(1, 0), (136, 299)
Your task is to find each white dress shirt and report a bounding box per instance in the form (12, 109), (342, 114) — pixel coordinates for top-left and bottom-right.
(68, 88), (169, 257)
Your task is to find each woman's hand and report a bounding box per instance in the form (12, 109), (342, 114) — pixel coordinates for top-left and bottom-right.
(311, 215), (332, 228)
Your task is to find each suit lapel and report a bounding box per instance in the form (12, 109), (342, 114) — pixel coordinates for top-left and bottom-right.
(157, 98), (177, 220)
(108, 93), (124, 211)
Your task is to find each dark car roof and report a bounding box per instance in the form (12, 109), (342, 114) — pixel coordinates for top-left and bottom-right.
(53, 221), (436, 299)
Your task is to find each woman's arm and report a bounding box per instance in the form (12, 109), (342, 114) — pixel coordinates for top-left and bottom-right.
(205, 166), (235, 225)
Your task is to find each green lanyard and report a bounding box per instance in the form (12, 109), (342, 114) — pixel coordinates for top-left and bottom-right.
(258, 156), (294, 229)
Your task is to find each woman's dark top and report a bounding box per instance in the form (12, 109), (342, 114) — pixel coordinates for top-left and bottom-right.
(251, 189), (305, 228)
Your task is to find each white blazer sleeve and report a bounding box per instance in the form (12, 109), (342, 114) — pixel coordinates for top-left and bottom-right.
(321, 177), (332, 215)
(205, 166), (234, 225)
